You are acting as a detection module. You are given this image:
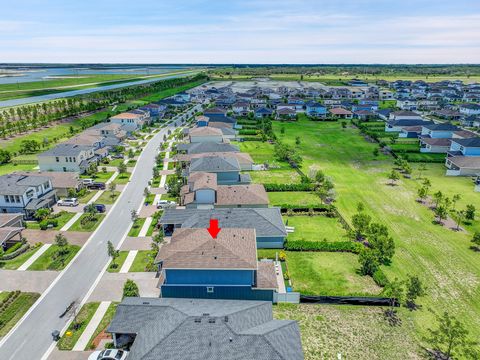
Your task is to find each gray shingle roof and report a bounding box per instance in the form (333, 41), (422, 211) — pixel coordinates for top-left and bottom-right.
(38, 143), (92, 157)
(189, 156), (240, 173)
(423, 123), (459, 131)
(160, 208), (287, 237)
(452, 137), (480, 147)
(179, 142), (239, 155)
(107, 297), (303, 360)
(0, 174), (49, 195)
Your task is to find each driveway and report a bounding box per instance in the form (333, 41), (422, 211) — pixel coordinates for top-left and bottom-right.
(119, 237), (152, 251)
(23, 230), (90, 247)
(87, 272), (160, 302)
(0, 270), (58, 293)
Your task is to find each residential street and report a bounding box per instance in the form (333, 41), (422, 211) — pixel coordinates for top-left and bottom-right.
(0, 105), (200, 360)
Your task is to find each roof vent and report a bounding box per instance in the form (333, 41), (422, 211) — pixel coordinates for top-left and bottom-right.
(194, 318), (201, 323)
(208, 318), (216, 323)
(229, 337), (233, 342)
(202, 313), (210, 316)
(224, 316), (229, 323)
(142, 301), (150, 305)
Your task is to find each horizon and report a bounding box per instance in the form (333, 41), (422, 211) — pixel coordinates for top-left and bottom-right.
(1, 0), (479, 63)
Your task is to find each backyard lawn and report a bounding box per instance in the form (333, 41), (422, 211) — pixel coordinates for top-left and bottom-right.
(238, 141), (290, 169)
(249, 169), (301, 184)
(284, 215), (349, 242)
(285, 252), (381, 296)
(268, 192), (323, 207)
(25, 211), (76, 230)
(68, 214), (105, 232)
(28, 245), (80, 270)
(268, 117), (480, 341)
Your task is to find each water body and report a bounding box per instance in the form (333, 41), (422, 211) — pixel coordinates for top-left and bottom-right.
(0, 64), (193, 84)
(0, 72), (193, 108)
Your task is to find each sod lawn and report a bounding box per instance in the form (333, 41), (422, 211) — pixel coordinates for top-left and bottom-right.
(262, 117), (480, 342)
(112, 173), (131, 185)
(57, 302), (100, 350)
(86, 302), (118, 350)
(27, 245), (81, 271)
(129, 250), (155, 272)
(284, 215), (349, 242)
(0, 245), (42, 270)
(25, 211), (76, 230)
(107, 251), (129, 273)
(95, 191), (121, 205)
(268, 192), (323, 207)
(68, 214), (105, 232)
(128, 218), (147, 237)
(0, 292), (40, 337)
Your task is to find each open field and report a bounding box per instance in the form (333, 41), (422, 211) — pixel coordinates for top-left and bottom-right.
(249, 169), (302, 184)
(274, 303), (423, 360)
(268, 192), (323, 207)
(269, 117), (480, 342)
(284, 215), (349, 242)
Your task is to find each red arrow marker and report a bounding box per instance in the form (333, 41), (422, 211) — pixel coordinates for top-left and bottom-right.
(207, 218), (221, 238)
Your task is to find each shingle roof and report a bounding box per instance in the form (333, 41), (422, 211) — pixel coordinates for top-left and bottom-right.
(13, 171), (80, 189)
(0, 174), (50, 195)
(38, 143), (93, 157)
(420, 138), (451, 146)
(189, 127), (223, 137)
(216, 184), (268, 206)
(155, 228), (257, 269)
(189, 172), (218, 191)
(179, 153), (253, 167)
(452, 137), (480, 147)
(423, 123), (459, 131)
(160, 208), (286, 237)
(107, 297), (303, 360)
(189, 156), (240, 173)
(256, 261), (278, 289)
(329, 107), (352, 115)
(0, 213), (23, 228)
(181, 142), (239, 155)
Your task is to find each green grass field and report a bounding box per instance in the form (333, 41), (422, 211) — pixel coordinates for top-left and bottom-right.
(25, 211), (76, 230)
(128, 218), (147, 237)
(249, 169), (302, 184)
(28, 245), (80, 270)
(107, 251), (129, 273)
(86, 302), (118, 350)
(268, 192), (323, 207)
(95, 191), (120, 205)
(284, 215), (349, 242)
(268, 117), (480, 343)
(129, 250), (155, 272)
(68, 214), (105, 232)
(112, 173), (131, 185)
(57, 302), (100, 350)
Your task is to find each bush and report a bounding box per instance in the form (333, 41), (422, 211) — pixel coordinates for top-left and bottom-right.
(264, 183), (315, 192)
(285, 240), (363, 253)
(239, 129), (259, 135)
(4, 242), (23, 255)
(39, 218), (58, 230)
(123, 279), (139, 298)
(373, 269), (389, 287)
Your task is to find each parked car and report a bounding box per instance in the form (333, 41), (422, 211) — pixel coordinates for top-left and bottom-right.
(82, 178), (94, 185)
(57, 198), (78, 207)
(88, 349), (128, 360)
(157, 200), (176, 209)
(87, 182), (106, 190)
(111, 154), (124, 159)
(83, 204), (106, 213)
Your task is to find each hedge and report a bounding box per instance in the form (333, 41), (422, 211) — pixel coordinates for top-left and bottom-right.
(285, 240), (363, 253)
(0, 243), (30, 261)
(373, 268), (389, 287)
(240, 136), (263, 141)
(264, 183), (315, 192)
(280, 205), (332, 212)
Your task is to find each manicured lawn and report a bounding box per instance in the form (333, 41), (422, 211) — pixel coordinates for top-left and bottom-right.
(268, 192), (323, 207)
(285, 252), (381, 296)
(249, 169), (301, 184)
(284, 215), (349, 242)
(0, 292), (40, 337)
(238, 141), (290, 169)
(57, 302), (100, 350)
(86, 302), (118, 350)
(129, 250), (155, 272)
(274, 304), (422, 360)
(28, 245), (81, 271)
(95, 191), (121, 205)
(68, 214), (105, 232)
(0, 245), (42, 270)
(108, 159), (124, 167)
(26, 211), (76, 230)
(267, 117), (480, 342)
(0, 163), (36, 176)
(78, 190), (98, 204)
(112, 173), (131, 185)
(107, 251), (128, 273)
(81, 171), (114, 182)
(128, 218), (147, 237)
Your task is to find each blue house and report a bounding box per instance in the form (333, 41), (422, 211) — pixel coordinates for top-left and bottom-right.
(449, 138), (480, 156)
(420, 124), (459, 139)
(254, 107), (273, 119)
(189, 156), (248, 184)
(159, 207), (287, 248)
(305, 101), (327, 118)
(155, 228), (277, 301)
(196, 115), (209, 127)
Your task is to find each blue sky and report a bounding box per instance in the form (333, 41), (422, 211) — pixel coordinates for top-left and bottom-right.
(1, 0), (480, 63)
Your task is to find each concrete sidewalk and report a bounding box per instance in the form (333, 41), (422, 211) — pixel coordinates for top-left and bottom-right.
(17, 244), (52, 271)
(138, 217), (152, 237)
(72, 301), (111, 351)
(119, 250), (137, 273)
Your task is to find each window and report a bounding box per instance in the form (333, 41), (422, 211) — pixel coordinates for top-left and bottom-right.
(26, 190), (34, 199)
(55, 157), (59, 162)
(73, 157), (76, 162)
(14, 195), (20, 203)
(206, 286), (214, 293)
(5, 195), (10, 203)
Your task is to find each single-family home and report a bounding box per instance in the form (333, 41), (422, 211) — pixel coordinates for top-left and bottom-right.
(155, 228), (277, 301)
(107, 297), (303, 359)
(176, 142), (239, 155)
(189, 127), (224, 143)
(0, 174), (57, 219)
(38, 143), (96, 173)
(181, 172), (268, 209)
(195, 115), (210, 127)
(0, 213), (24, 250)
(276, 108), (297, 119)
(177, 152), (253, 171)
(389, 111), (423, 121)
(420, 138), (452, 153)
(385, 119), (433, 132)
(159, 207), (287, 248)
(459, 103), (480, 116)
(420, 124), (459, 139)
(445, 156), (480, 176)
(110, 111), (149, 132)
(188, 156), (248, 184)
(232, 102), (250, 116)
(204, 107), (227, 116)
(399, 126), (423, 138)
(254, 107), (273, 119)
(353, 110), (376, 121)
(13, 171), (82, 197)
(329, 107), (353, 119)
(305, 101), (327, 118)
(433, 109), (462, 121)
(448, 138), (480, 157)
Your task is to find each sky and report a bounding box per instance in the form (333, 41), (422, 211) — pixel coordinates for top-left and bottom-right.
(1, 0), (480, 64)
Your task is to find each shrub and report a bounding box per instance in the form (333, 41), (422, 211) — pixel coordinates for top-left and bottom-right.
(123, 279), (139, 298)
(4, 242), (23, 255)
(285, 240), (363, 253)
(279, 250), (287, 261)
(373, 269), (389, 287)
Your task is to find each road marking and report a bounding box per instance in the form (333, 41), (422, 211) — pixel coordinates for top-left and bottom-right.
(17, 244), (52, 271)
(72, 301), (111, 351)
(120, 250), (138, 273)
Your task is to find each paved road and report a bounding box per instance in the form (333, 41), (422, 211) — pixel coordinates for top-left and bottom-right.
(0, 72), (196, 108)
(0, 105), (199, 360)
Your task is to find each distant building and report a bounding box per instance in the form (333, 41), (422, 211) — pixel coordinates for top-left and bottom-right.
(38, 143), (96, 173)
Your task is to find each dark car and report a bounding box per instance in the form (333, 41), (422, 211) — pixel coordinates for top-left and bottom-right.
(87, 182), (106, 190)
(83, 204), (106, 213)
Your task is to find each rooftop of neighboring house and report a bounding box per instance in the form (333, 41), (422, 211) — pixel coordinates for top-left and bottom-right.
(277, 108), (296, 115)
(155, 228), (257, 269)
(329, 107), (353, 115)
(203, 114), (237, 124)
(208, 121), (234, 129)
(188, 172), (218, 191)
(453, 130), (477, 139)
(451, 137), (480, 147)
(65, 133), (105, 146)
(0, 174), (50, 195)
(89, 122), (123, 131)
(38, 143), (93, 157)
(391, 110), (422, 117)
(13, 171), (80, 189)
(216, 184), (269, 206)
(354, 110), (375, 116)
(177, 152), (253, 167)
(189, 127), (223, 137)
(107, 297), (303, 360)
(110, 112), (144, 120)
(387, 119), (433, 127)
(255, 107), (273, 114)
(189, 156), (240, 173)
(204, 107), (227, 115)
(423, 123), (459, 131)
(305, 101), (324, 107)
(448, 156), (480, 169)
(401, 125), (423, 132)
(196, 115), (209, 122)
(459, 103), (480, 110)
(177, 142), (239, 154)
(160, 208), (286, 237)
(0, 213), (23, 228)
(420, 138), (452, 146)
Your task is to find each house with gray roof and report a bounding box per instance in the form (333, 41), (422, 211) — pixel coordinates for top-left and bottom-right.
(448, 137), (480, 156)
(0, 174), (57, 219)
(159, 207), (286, 248)
(0, 213), (24, 250)
(176, 142), (239, 155)
(188, 156), (249, 184)
(155, 228), (277, 301)
(38, 143), (97, 173)
(107, 297), (303, 360)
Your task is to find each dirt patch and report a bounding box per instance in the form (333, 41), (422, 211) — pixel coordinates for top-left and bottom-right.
(91, 329), (112, 350)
